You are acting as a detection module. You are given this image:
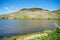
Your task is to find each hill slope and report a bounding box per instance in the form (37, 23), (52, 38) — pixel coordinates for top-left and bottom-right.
(0, 8), (60, 20)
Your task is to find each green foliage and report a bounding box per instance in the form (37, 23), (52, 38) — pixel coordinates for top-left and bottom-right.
(29, 36), (50, 40)
(43, 30), (52, 34)
(29, 27), (60, 40)
(48, 27), (60, 40)
(14, 18), (17, 19)
(29, 8), (43, 10)
(23, 14), (29, 20)
(48, 18), (50, 20)
(28, 8), (43, 12)
(20, 8), (28, 11)
(1, 17), (5, 19)
(1, 17), (8, 20)
(20, 8), (43, 12)
(31, 18), (35, 20)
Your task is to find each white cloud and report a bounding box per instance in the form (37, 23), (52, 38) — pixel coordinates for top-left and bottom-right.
(4, 6), (19, 12)
(4, 7), (11, 12)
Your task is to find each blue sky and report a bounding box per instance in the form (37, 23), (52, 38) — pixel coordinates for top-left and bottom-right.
(0, 0), (60, 15)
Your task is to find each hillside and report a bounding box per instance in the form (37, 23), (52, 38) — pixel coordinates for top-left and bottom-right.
(0, 8), (60, 20)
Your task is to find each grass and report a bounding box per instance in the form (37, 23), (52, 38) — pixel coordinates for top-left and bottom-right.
(29, 27), (60, 40)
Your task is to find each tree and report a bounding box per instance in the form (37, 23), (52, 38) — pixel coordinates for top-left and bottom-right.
(1, 17), (5, 19)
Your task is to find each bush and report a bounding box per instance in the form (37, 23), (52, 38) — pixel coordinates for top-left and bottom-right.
(23, 15), (29, 20)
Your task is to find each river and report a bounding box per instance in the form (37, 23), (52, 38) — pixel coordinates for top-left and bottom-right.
(0, 20), (59, 37)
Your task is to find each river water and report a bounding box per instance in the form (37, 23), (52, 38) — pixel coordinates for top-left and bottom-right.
(0, 20), (58, 37)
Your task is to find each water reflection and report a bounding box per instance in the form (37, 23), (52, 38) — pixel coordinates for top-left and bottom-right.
(0, 20), (58, 36)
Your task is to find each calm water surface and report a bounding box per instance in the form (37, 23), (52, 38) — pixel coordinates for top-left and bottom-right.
(0, 20), (57, 36)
